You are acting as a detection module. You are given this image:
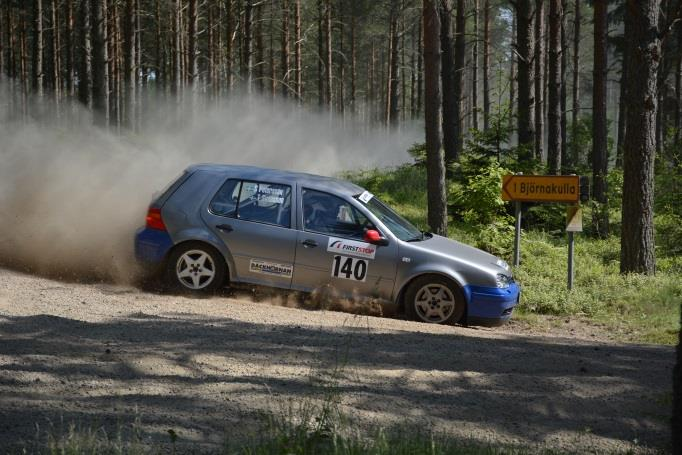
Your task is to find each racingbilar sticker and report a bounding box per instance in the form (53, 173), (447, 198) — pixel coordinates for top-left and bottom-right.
(358, 191), (374, 204)
(327, 237), (376, 259)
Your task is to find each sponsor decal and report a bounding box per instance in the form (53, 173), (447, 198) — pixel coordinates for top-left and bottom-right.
(327, 237), (376, 259)
(249, 259), (293, 278)
(358, 191), (374, 204)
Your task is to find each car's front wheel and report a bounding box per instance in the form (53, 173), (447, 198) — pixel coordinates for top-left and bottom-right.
(166, 242), (226, 294)
(405, 275), (465, 325)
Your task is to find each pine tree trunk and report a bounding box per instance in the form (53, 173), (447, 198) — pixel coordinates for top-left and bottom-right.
(620, 0), (660, 275)
(400, 8), (406, 123)
(173, 0), (181, 96)
(78, 0), (91, 107)
(91, 0), (108, 126)
(317, 0), (324, 107)
(453, 0), (465, 160)
(264, 1), (272, 96)
(410, 28), (417, 119)
(560, 0), (568, 169)
(482, 0), (490, 130)
(295, 0), (302, 102)
(570, 0), (580, 166)
(534, 0), (544, 161)
(189, 0), (198, 84)
(226, 0), (233, 91)
(65, 0), (74, 97)
(349, 5), (356, 115)
(416, 17), (423, 118)
(50, 0), (60, 102)
(472, 0), (479, 131)
(32, 0), (44, 99)
(254, 1), (263, 93)
(243, 0), (253, 94)
(207, 2), (215, 98)
(4, 4), (12, 80)
(109, 0), (119, 130)
(592, 0), (609, 237)
(423, 0), (447, 236)
(509, 13), (515, 132)
(324, 0), (332, 108)
(675, 28), (681, 149)
(440, 0), (457, 164)
(547, 0), (561, 174)
(281, 0), (290, 98)
(338, 2), (345, 118)
(514, 0), (534, 155)
(123, 0), (135, 128)
(387, 5), (400, 128)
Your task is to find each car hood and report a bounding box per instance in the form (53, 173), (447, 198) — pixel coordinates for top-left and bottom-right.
(406, 233), (504, 273)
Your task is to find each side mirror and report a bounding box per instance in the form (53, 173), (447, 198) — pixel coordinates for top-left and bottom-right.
(364, 229), (389, 246)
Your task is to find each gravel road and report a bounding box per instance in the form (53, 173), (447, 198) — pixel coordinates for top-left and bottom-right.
(0, 267), (674, 453)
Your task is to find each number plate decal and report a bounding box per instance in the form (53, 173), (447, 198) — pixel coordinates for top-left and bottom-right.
(331, 255), (368, 282)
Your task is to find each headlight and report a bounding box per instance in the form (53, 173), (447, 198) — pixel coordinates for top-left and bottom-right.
(496, 259), (510, 271)
(496, 273), (512, 288)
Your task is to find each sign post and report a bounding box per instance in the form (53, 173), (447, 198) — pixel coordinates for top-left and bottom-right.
(502, 174), (583, 287)
(514, 200), (522, 267)
(566, 205), (583, 290)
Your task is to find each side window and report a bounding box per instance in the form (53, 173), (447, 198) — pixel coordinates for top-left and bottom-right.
(237, 181), (292, 228)
(209, 179), (241, 217)
(302, 189), (373, 240)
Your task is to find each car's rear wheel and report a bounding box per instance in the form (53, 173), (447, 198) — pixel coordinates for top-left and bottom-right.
(405, 275), (465, 325)
(166, 242), (226, 294)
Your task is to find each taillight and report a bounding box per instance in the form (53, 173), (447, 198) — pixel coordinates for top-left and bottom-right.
(145, 207), (167, 231)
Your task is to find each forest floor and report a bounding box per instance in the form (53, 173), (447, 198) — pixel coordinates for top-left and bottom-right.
(0, 267), (674, 453)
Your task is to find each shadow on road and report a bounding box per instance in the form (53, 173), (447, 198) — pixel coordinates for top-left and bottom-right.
(0, 312), (674, 451)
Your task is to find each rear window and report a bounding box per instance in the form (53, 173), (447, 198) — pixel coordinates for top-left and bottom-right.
(152, 171), (190, 206)
(210, 179), (292, 228)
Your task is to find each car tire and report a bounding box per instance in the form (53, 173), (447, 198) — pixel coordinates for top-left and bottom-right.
(404, 275), (465, 325)
(166, 242), (227, 294)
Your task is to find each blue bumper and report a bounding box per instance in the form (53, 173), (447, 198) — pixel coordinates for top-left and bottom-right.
(134, 227), (174, 264)
(463, 282), (520, 326)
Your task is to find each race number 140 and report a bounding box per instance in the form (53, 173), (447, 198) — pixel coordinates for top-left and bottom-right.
(331, 255), (367, 282)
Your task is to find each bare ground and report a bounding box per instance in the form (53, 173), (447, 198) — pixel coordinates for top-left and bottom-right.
(0, 267), (674, 453)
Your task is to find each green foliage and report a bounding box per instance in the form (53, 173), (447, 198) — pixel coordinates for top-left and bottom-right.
(472, 220), (515, 258)
(566, 114), (593, 175)
(655, 160), (682, 217)
(406, 143), (426, 165)
(449, 156), (512, 225)
(655, 213), (682, 259)
(464, 107), (515, 162)
(514, 232), (682, 344)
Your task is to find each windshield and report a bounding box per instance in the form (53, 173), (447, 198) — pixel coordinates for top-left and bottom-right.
(356, 192), (424, 242)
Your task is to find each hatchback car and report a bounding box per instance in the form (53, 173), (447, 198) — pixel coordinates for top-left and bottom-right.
(135, 164), (520, 326)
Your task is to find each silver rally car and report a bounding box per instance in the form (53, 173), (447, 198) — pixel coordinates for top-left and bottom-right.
(135, 164), (520, 326)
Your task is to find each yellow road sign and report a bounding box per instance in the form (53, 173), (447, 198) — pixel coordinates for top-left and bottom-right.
(502, 175), (580, 203)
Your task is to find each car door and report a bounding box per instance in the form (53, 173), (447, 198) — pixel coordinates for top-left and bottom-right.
(202, 178), (297, 289)
(291, 188), (398, 300)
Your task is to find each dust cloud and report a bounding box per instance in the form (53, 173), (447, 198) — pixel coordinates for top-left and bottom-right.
(0, 88), (419, 283)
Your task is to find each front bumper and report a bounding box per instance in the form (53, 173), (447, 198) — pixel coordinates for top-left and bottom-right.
(134, 227), (174, 264)
(463, 282), (521, 326)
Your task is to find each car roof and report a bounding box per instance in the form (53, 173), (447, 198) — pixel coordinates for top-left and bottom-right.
(186, 163), (366, 197)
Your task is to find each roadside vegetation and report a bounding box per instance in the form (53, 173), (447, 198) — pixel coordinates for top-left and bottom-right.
(345, 145), (682, 345)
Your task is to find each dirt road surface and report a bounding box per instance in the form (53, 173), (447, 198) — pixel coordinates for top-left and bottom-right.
(0, 267), (674, 453)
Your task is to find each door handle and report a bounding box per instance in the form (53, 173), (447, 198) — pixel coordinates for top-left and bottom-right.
(301, 239), (318, 248)
(216, 224), (233, 232)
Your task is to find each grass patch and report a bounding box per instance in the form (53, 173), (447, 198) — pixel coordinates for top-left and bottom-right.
(345, 165), (682, 345)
